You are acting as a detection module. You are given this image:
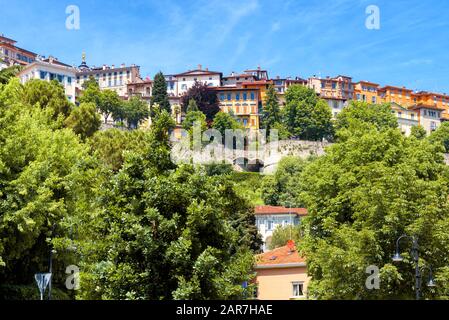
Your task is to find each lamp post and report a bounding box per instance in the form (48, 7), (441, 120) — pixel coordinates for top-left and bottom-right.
(392, 234), (436, 300)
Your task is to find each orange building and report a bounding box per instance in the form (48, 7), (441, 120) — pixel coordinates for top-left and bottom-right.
(354, 80), (380, 104)
(378, 85), (414, 107)
(255, 244), (310, 300)
(413, 91), (449, 109)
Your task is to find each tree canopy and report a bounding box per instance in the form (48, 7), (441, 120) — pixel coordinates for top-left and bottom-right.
(299, 117), (449, 299)
(181, 81), (220, 122)
(282, 85), (334, 141)
(151, 72), (171, 114)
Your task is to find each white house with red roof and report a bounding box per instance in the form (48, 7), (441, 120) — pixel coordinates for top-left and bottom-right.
(255, 205), (308, 252)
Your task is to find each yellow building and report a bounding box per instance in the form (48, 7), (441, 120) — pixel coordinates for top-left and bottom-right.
(215, 87), (260, 129)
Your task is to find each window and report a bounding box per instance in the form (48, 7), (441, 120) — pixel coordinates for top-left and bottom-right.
(220, 94), (225, 101)
(356, 94), (361, 101)
(267, 220), (274, 231)
(243, 119), (248, 126)
(431, 121), (437, 131)
(67, 77), (72, 84)
(292, 282), (304, 298)
(181, 84), (187, 90)
(251, 92), (255, 100)
(40, 71), (47, 80)
(372, 96), (377, 103)
(243, 93), (247, 101)
(227, 94), (231, 101)
(236, 93), (240, 101)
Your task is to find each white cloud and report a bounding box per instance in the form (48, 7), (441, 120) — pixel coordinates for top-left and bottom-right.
(271, 22), (281, 32)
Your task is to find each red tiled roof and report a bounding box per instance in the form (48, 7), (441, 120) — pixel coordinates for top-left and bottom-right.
(256, 245), (306, 267)
(255, 206), (308, 216)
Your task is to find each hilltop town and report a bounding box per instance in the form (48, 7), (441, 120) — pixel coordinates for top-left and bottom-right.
(2, 33), (447, 136)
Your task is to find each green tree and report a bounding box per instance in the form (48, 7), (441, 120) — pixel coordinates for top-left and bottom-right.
(0, 65), (22, 84)
(99, 90), (124, 124)
(269, 224), (302, 250)
(79, 79), (102, 107)
(183, 110), (207, 133)
(82, 75), (99, 90)
(64, 102), (101, 140)
(261, 85), (281, 133)
(335, 101), (398, 133)
(123, 96), (150, 129)
(411, 125), (427, 140)
(0, 79), (98, 286)
(212, 111), (243, 137)
(72, 112), (260, 300)
(88, 129), (148, 172)
(429, 122), (449, 152)
(186, 98), (199, 113)
(22, 79), (73, 120)
(300, 121), (449, 299)
(151, 72), (171, 114)
(282, 85), (334, 141)
(261, 156), (311, 208)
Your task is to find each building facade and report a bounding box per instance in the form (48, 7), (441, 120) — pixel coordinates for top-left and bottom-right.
(354, 80), (380, 104)
(255, 206), (308, 252)
(309, 75), (354, 118)
(76, 55), (141, 98)
(215, 87), (261, 129)
(0, 34), (36, 69)
(173, 66), (222, 97)
(378, 85), (414, 107)
(410, 104), (443, 134)
(255, 244), (310, 300)
(17, 57), (77, 103)
(390, 103), (419, 135)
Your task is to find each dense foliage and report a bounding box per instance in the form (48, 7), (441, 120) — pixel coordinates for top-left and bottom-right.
(181, 81), (220, 122)
(299, 110), (449, 299)
(282, 85), (334, 141)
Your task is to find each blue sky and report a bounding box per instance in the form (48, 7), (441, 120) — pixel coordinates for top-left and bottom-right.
(1, 0), (448, 92)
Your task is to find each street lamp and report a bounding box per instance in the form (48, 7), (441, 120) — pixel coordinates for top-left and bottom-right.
(392, 234), (436, 300)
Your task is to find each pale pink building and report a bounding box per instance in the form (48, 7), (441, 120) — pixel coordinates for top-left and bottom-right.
(255, 244), (310, 300)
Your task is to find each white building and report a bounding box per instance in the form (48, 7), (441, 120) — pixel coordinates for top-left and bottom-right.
(410, 104), (443, 134)
(76, 58), (141, 98)
(17, 56), (77, 103)
(255, 206), (308, 252)
(165, 65), (222, 98)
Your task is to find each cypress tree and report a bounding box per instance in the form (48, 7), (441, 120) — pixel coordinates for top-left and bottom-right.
(151, 71), (171, 114)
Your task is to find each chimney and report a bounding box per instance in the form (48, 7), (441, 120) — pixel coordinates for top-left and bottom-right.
(205, 67), (209, 71)
(198, 64), (202, 70)
(121, 63), (125, 68)
(111, 64), (115, 69)
(48, 56), (55, 64)
(103, 65), (106, 70)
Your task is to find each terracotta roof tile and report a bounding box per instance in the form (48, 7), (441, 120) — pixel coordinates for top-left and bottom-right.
(256, 245), (306, 266)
